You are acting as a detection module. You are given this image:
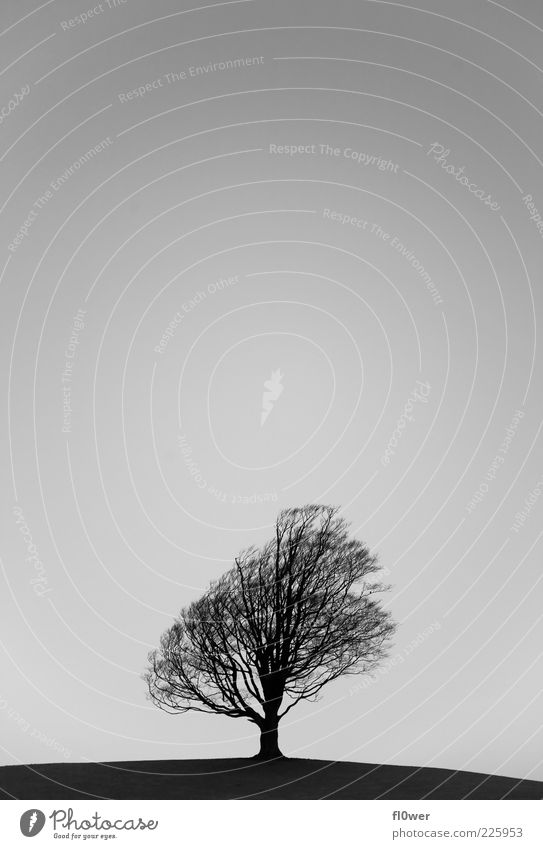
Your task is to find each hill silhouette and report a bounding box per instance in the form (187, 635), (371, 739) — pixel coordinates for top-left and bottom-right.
(0, 759), (541, 800)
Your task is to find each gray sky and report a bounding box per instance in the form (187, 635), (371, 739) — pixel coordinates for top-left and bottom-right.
(1, 0), (542, 783)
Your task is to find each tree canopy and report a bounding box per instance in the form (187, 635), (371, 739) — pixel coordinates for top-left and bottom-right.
(145, 504), (395, 757)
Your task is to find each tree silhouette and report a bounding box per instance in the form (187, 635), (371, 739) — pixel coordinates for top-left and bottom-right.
(145, 505), (395, 759)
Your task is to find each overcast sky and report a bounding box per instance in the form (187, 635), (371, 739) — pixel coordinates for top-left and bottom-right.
(1, 0), (542, 783)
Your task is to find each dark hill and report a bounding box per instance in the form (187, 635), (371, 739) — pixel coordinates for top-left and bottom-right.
(0, 758), (541, 800)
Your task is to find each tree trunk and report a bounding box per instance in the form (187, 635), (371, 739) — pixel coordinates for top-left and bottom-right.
(254, 715), (283, 759)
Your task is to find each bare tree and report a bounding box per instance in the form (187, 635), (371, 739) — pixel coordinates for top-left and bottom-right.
(145, 505), (395, 759)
